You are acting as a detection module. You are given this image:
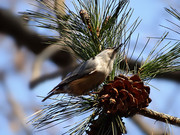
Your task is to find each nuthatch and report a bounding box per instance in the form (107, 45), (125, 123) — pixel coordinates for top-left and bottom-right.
(42, 44), (122, 102)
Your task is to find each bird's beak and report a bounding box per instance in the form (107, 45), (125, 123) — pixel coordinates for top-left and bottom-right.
(114, 43), (123, 52)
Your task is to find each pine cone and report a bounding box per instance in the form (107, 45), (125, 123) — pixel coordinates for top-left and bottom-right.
(79, 9), (90, 25)
(98, 74), (151, 117)
(79, 9), (92, 32)
(79, 9), (100, 37)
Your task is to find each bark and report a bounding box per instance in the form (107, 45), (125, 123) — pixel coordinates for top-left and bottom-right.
(138, 108), (180, 127)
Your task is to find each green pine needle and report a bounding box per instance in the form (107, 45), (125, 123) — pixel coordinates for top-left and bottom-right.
(160, 7), (180, 35)
(29, 95), (98, 131)
(165, 7), (180, 21)
(139, 40), (180, 81)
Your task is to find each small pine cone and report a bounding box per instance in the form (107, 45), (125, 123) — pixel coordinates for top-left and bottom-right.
(79, 10), (90, 24)
(79, 10), (100, 37)
(79, 9), (92, 31)
(98, 74), (151, 117)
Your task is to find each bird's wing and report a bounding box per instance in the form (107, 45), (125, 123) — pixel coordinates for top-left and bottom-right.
(60, 58), (97, 85)
(42, 58), (97, 102)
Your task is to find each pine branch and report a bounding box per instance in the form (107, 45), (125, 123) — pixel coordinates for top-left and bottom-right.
(131, 115), (164, 135)
(139, 40), (180, 81)
(138, 108), (180, 127)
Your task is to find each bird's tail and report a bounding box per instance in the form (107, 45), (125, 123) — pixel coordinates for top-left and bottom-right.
(42, 86), (59, 102)
(42, 84), (64, 102)
(42, 91), (55, 102)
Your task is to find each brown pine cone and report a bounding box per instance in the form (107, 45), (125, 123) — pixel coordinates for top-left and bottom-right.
(79, 9), (92, 32)
(79, 9), (90, 25)
(98, 74), (152, 117)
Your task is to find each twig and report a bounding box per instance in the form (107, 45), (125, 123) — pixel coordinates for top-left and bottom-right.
(30, 70), (62, 89)
(31, 43), (75, 79)
(30, 64), (78, 89)
(138, 108), (180, 127)
(131, 115), (164, 135)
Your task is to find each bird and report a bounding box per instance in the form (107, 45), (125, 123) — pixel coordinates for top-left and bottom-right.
(42, 44), (122, 102)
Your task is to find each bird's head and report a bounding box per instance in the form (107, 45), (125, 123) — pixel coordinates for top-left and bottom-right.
(97, 43), (123, 61)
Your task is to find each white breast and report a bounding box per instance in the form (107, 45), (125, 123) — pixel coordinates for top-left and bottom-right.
(95, 57), (112, 78)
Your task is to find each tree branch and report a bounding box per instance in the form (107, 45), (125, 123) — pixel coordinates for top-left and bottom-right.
(30, 70), (62, 89)
(138, 108), (180, 127)
(131, 115), (165, 135)
(0, 8), (74, 68)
